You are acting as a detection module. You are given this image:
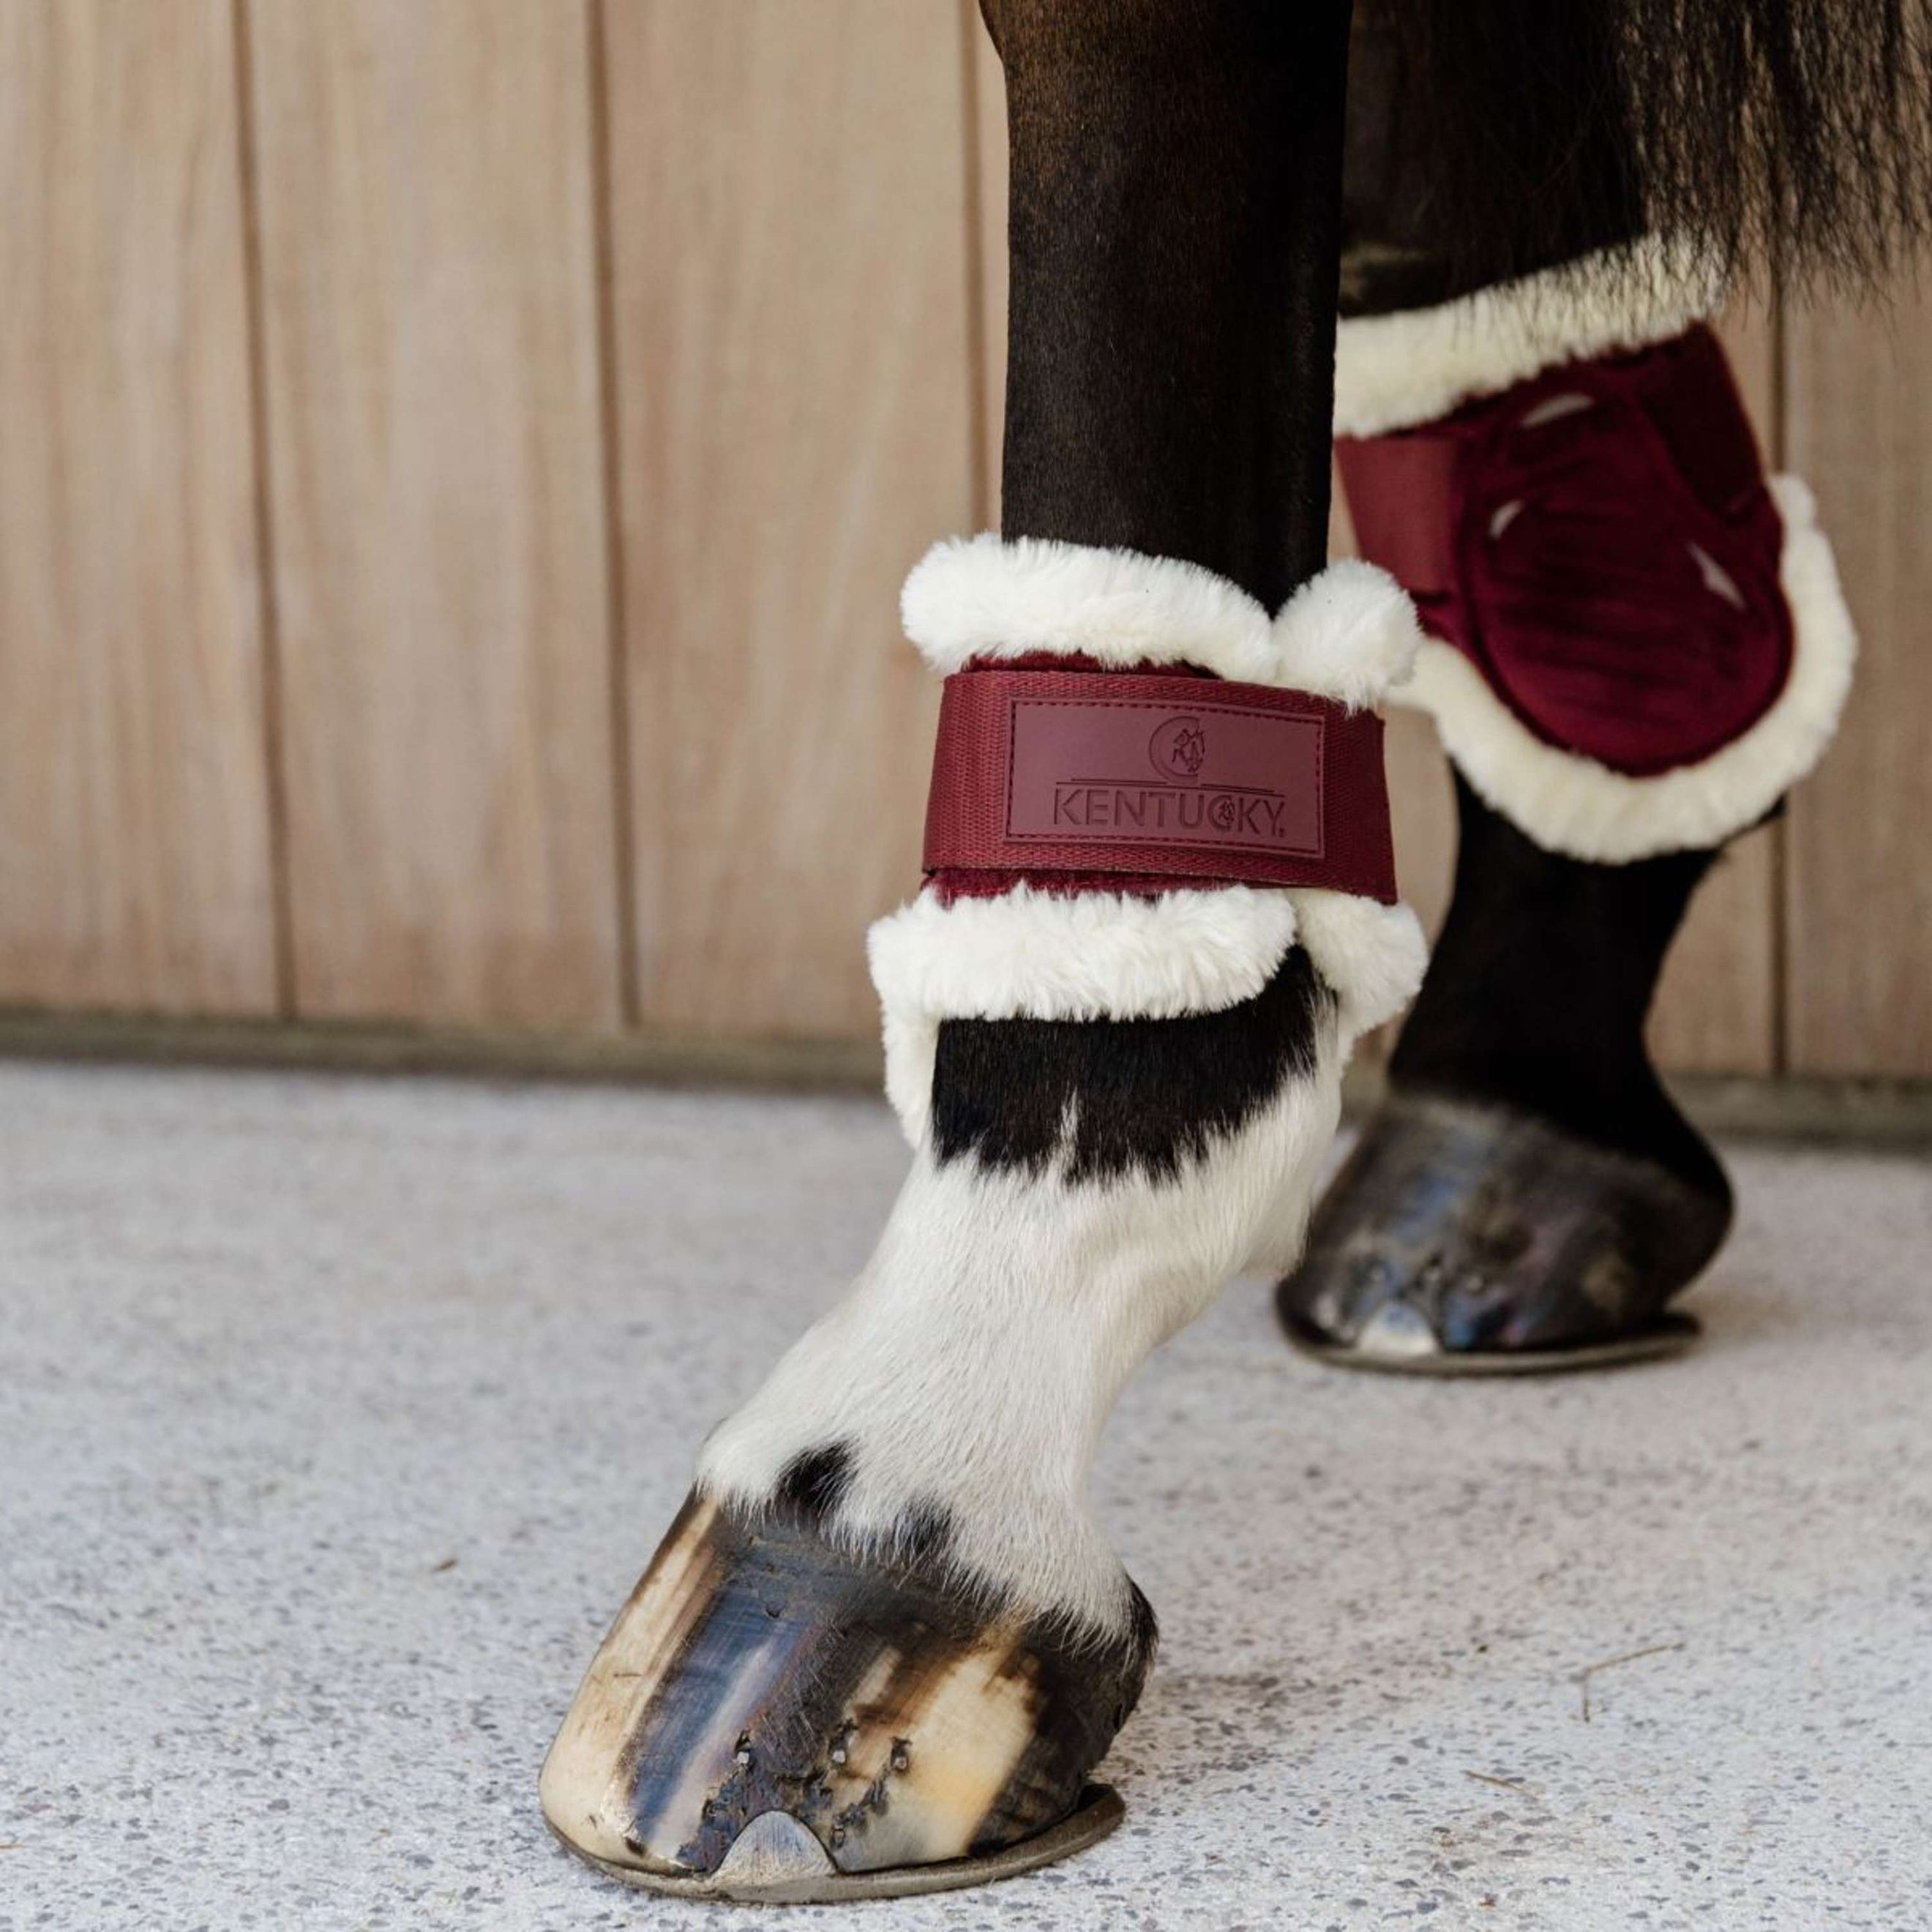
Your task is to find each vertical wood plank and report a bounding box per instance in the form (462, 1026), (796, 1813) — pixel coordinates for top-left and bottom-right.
(970, 9), (1008, 528)
(1645, 302), (1779, 1074)
(1783, 285), (1932, 1073)
(0, 0), (276, 1014)
(607, 0), (974, 1038)
(247, 0), (621, 1027)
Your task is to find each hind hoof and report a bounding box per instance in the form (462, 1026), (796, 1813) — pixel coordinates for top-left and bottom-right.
(540, 1491), (1150, 1897)
(1278, 1089), (1729, 1374)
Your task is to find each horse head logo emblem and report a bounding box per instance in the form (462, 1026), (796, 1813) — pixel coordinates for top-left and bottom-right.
(1148, 715), (1208, 783)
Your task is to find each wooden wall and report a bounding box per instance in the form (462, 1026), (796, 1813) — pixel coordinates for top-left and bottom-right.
(0, 0), (1925, 1075)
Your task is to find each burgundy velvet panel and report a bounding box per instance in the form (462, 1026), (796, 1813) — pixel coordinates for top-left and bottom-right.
(1336, 326), (1792, 777)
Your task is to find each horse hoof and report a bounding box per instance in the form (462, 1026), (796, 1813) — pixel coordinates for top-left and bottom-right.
(540, 1490), (1152, 1899)
(1277, 1089), (1729, 1374)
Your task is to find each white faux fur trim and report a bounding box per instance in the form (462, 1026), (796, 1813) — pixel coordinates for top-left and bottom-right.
(1285, 890), (1429, 1050)
(869, 881), (1429, 1145)
(1333, 239), (1729, 438)
(1400, 475), (1856, 861)
(869, 885), (1300, 1146)
(900, 542), (1419, 711)
(869, 883), (1301, 1026)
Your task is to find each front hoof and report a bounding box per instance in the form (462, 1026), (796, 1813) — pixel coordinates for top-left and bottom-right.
(540, 1491), (1152, 1899)
(1278, 1090), (1730, 1373)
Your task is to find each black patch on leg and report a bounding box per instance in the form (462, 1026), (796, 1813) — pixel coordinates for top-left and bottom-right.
(1123, 1579), (1159, 1688)
(896, 1499), (954, 1567)
(931, 946), (1330, 1185)
(774, 1444), (853, 1524)
(1390, 775), (1729, 1194)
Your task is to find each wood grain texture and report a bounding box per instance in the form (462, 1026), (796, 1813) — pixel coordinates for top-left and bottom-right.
(970, 8), (1008, 528)
(246, 0), (621, 1027)
(1783, 285), (1932, 1073)
(0, 0), (276, 1014)
(607, 0), (974, 1038)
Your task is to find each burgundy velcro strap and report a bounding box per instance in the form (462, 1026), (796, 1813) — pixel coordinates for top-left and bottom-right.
(1334, 434), (1460, 596)
(924, 667), (1398, 902)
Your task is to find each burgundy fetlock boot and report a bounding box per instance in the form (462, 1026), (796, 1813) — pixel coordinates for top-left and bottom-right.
(1279, 258), (1856, 1372)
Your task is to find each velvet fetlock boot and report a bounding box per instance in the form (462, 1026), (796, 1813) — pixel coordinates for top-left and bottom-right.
(1279, 261), (1855, 1371)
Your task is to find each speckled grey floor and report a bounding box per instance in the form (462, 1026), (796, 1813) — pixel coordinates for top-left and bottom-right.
(3, 1063), (1929, 1932)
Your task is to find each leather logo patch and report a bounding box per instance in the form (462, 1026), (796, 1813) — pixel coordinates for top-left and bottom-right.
(1006, 699), (1325, 855)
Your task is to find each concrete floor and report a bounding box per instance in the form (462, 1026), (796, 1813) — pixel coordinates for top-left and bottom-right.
(3, 1063), (1928, 1932)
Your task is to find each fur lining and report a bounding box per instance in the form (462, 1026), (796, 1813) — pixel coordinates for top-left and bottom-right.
(869, 885), (1300, 1146)
(1273, 561), (1424, 711)
(1400, 475), (1856, 861)
(900, 541), (1419, 712)
(869, 882), (1431, 1145)
(1333, 239), (1728, 438)
(1286, 890), (1429, 1049)
(869, 883), (1301, 1024)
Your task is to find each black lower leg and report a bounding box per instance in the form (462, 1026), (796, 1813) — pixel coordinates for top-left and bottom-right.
(1389, 776), (1727, 1200)
(990, 0), (1350, 601)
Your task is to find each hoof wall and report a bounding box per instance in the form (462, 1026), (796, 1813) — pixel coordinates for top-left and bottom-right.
(549, 1783), (1125, 1904)
(1279, 1090), (1729, 1371)
(541, 1491), (1151, 1892)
